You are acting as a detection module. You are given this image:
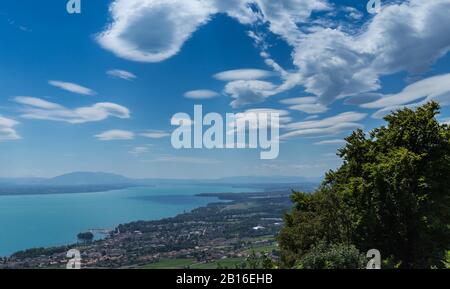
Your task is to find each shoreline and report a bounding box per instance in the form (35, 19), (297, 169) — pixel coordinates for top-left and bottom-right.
(1, 190), (291, 268)
(0, 184), (304, 259)
(0, 184), (144, 197)
(0, 190), (236, 258)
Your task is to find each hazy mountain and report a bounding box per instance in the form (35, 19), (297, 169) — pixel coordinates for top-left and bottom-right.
(0, 172), (322, 187)
(43, 172), (134, 186)
(214, 176), (322, 184)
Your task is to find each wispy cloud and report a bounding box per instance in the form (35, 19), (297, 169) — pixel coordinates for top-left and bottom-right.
(315, 139), (346, 145)
(342, 6), (363, 20)
(48, 80), (96, 96)
(14, 97), (130, 124)
(129, 146), (150, 155)
(280, 96), (328, 114)
(441, 117), (450, 125)
(184, 89), (219, 99)
(0, 115), (20, 141)
(304, 115), (319, 121)
(140, 130), (171, 139)
(144, 155), (221, 164)
(363, 74), (450, 109)
(95, 130), (135, 141)
(359, 73), (450, 118)
(2, 15), (32, 32)
(280, 97), (317, 105)
(107, 69), (137, 81)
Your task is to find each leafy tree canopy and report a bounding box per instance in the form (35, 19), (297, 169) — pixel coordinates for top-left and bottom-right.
(279, 102), (450, 268)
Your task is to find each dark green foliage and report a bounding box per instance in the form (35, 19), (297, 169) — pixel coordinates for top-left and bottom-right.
(77, 232), (94, 243)
(295, 242), (366, 269)
(279, 102), (450, 268)
(228, 251), (276, 269)
(443, 251), (450, 269)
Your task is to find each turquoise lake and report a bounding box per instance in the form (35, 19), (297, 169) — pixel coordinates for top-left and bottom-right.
(0, 185), (257, 256)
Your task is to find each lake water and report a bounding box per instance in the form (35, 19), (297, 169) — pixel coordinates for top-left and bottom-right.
(0, 185), (257, 256)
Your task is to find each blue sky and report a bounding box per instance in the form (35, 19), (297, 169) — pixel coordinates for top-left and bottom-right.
(0, 0), (449, 179)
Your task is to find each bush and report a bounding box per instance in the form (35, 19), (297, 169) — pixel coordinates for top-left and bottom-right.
(295, 242), (366, 269)
(443, 251), (450, 269)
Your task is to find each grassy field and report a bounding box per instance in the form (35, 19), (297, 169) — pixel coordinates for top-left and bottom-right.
(140, 258), (196, 269)
(191, 258), (244, 269)
(221, 202), (257, 211)
(139, 236), (279, 269)
(246, 235), (275, 242)
(140, 257), (245, 269)
(244, 243), (278, 254)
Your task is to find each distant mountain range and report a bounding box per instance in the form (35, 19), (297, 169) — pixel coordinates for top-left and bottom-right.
(0, 172), (322, 187)
(44, 172), (134, 186)
(213, 176), (322, 184)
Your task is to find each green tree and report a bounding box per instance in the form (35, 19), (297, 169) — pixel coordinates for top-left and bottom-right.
(77, 232), (94, 243)
(235, 251), (276, 269)
(279, 102), (450, 268)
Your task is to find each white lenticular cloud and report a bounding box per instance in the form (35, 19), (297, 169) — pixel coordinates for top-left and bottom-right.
(213, 69), (275, 81)
(293, 0), (450, 104)
(282, 111), (366, 139)
(14, 97), (130, 124)
(0, 115), (21, 141)
(288, 103), (329, 114)
(362, 73), (450, 109)
(279, 97), (317, 105)
(14, 96), (63, 110)
(107, 69), (137, 81)
(315, 139), (346, 145)
(224, 80), (277, 108)
(286, 111), (367, 131)
(97, 0), (216, 62)
(140, 130), (171, 138)
(95, 130), (135, 141)
(282, 122), (363, 139)
(184, 89), (219, 99)
(96, 0), (327, 64)
(97, 0), (450, 108)
(353, 73), (450, 119)
(48, 80), (96, 96)
(280, 97), (329, 115)
(230, 108), (291, 132)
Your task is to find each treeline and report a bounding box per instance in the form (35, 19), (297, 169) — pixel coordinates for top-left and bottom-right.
(278, 102), (450, 269)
